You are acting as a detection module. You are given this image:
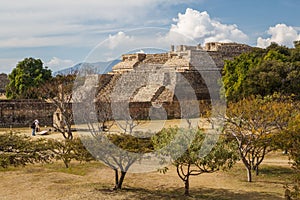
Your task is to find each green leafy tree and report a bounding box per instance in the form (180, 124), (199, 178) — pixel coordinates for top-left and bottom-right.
(6, 57), (52, 99)
(222, 42), (300, 102)
(152, 127), (238, 196)
(222, 48), (265, 102)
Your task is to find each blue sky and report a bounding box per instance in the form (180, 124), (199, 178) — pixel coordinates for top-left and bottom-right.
(0, 0), (299, 74)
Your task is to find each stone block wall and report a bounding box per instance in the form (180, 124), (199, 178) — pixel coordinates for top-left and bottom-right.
(0, 73), (9, 95)
(0, 99), (56, 128)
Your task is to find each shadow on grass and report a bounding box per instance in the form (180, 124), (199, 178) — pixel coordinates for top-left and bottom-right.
(94, 186), (282, 200)
(259, 165), (293, 176)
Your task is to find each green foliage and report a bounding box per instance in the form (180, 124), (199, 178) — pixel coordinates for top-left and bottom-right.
(107, 133), (153, 153)
(80, 133), (154, 190)
(152, 127), (238, 195)
(48, 138), (94, 168)
(224, 95), (295, 182)
(153, 127), (237, 170)
(6, 57), (52, 99)
(0, 132), (53, 168)
(222, 42), (300, 102)
(278, 113), (300, 199)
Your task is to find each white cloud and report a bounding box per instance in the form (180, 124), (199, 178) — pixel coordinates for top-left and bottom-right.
(106, 32), (134, 50)
(0, 0), (193, 48)
(85, 27), (198, 63)
(45, 57), (75, 72)
(257, 24), (300, 48)
(170, 8), (248, 44)
(0, 36), (84, 48)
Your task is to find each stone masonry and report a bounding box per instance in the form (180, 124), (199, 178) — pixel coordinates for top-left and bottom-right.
(95, 42), (252, 119)
(0, 99), (56, 128)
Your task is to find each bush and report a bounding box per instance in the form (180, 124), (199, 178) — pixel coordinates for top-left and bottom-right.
(0, 132), (53, 168)
(48, 138), (94, 168)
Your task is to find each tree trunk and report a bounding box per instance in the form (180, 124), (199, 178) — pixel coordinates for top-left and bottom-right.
(66, 125), (73, 140)
(117, 171), (127, 189)
(246, 167), (252, 182)
(113, 169), (119, 190)
(63, 159), (70, 168)
(255, 166), (259, 176)
(184, 175), (190, 196)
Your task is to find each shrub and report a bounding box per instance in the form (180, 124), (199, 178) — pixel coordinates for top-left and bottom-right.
(0, 132), (53, 168)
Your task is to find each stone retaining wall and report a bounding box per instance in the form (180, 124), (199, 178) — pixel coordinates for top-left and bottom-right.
(0, 99), (56, 128)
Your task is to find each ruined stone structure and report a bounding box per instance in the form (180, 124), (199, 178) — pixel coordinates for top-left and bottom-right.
(0, 99), (56, 128)
(111, 42), (252, 74)
(95, 42), (252, 119)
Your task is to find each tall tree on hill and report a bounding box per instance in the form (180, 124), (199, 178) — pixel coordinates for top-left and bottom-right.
(222, 42), (300, 102)
(6, 58), (52, 99)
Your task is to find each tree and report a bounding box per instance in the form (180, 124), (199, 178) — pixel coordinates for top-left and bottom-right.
(39, 74), (76, 139)
(275, 110), (300, 199)
(222, 43), (300, 102)
(6, 57), (52, 99)
(152, 127), (237, 196)
(81, 133), (153, 190)
(222, 48), (264, 102)
(223, 95), (294, 182)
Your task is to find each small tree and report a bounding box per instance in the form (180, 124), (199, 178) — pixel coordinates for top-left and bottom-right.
(81, 133), (153, 190)
(152, 127), (237, 196)
(39, 74), (76, 139)
(223, 95), (294, 182)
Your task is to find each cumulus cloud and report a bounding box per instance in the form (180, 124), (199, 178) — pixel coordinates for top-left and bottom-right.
(170, 8), (248, 44)
(106, 32), (134, 50)
(257, 24), (300, 48)
(45, 57), (75, 72)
